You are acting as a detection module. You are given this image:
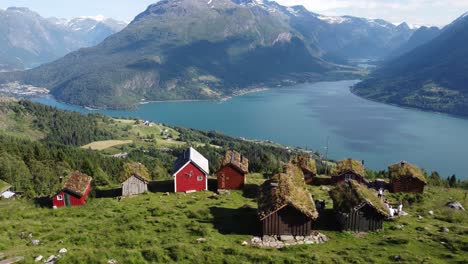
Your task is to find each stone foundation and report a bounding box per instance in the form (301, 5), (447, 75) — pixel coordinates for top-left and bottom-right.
(247, 232), (329, 248)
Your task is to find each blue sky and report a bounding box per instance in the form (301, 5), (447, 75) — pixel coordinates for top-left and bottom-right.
(0, 0), (467, 26)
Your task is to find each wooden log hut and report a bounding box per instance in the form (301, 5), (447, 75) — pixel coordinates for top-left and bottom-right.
(121, 162), (150, 196)
(216, 150), (249, 190)
(329, 180), (389, 231)
(331, 158), (367, 185)
(52, 171), (92, 208)
(258, 168), (318, 236)
(389, 161), (427, 194)
(289, 155), (317, 184)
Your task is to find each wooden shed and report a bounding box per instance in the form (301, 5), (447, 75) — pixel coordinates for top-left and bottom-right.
(289, 155), (317, 184)
(389, 161), (427, 194)
(329, 180), (389, 231)
(258, 170), (318, 236)
(216, 150), (249, 190)
(121, 162), (150, 196)
(173, 147), (209, 193)
(0, 180), (15, 199)
(52, 171), (92, 208)
(331, 158), (367, 185)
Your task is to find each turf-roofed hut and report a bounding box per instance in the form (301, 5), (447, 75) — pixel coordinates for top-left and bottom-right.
(258, 168), (318, 236)
(289, 155), (317, 184)
(52, 171), (92, 208)
(389, 161), (427, 194)
(329, 180), (389, 231)
(0, 179), (13, 199)
(331, 158), (367, 185)
(121, 162), (150, 196)
(216, 150), (249, 190)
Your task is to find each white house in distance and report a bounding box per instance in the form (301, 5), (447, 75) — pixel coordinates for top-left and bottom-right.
(172, 147), (209, 193)
(0, 179), (15, 199)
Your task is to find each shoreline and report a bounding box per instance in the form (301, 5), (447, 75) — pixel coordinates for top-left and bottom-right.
(139, 87), (270, 105)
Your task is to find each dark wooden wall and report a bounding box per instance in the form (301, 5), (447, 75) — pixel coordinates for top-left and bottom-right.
(332, 172), (364, 185)
(261, 205), (313, 236)
(216, 165), (245, 190)
(391, 177), (425, 193)
(335, 204), (384, 232)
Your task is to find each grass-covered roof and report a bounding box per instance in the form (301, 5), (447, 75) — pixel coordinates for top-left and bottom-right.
(329, 180), (389, 217)
(388, 161), (427, 183)
(0, 179), (12, 193)
(221, 150), (249, 174)
(332, 158), (365, 176)
(289, 155), (317, 175)
(63, 171), (92, 197)
(258, 169), (318, 220)
(120, 162), (151, 182)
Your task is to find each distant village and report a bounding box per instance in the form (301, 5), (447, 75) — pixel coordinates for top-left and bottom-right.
(0, 146), (431, 248)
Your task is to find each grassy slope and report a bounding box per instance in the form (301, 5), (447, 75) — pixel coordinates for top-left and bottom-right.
(0, 185), (466, 264)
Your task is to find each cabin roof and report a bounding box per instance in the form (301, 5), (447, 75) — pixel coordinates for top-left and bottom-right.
(62, 171), (92, 197)
(289, 155), (317, 175)
(329, 180), (389, 217)
(121, 162), (151, 182)
(332, 158), (365, 176)
(258, 170), (318, 221)
(173, 147), (209, 175)
(0, 179), (11, 194)
(221, 150), (249, 174)
(388, 161), (427, 184)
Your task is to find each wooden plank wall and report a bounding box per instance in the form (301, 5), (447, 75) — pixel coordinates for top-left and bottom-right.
(262, 206), (313, 236)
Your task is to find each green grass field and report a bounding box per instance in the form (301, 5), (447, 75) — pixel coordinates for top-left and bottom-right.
(0, 185), (466, 264)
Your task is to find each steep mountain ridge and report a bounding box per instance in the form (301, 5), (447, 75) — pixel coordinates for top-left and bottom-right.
(0, 7), (126, 71)
(353, 13), (468, 116)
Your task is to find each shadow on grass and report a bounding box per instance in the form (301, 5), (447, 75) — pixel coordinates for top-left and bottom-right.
(242, 184), (259, 199)
(33, 196), (52, 208)
(315, 208), (340, 231)
(210, 206), (261, 235)
(148, 180), (173, 193)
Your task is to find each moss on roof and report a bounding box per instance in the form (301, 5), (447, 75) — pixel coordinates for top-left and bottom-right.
(221, 150), (249, 174)
(63, 171), (92, 197)
(329, 180), (389, 217)
(120, 162), (151, 182)
(388, 161), (427, 183)
(258, 169), (318, 220)
(289, 155), (317, 175)
(0, 179), (12, 193)
(332, 158), (365, 176)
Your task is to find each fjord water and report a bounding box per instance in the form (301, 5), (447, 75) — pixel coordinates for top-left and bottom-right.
(34, 80), (468, 179)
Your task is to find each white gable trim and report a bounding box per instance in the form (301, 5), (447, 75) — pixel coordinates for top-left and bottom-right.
(173, 161), (191, 177)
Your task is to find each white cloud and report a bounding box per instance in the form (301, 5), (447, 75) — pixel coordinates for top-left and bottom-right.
(274, 0), (468, 26)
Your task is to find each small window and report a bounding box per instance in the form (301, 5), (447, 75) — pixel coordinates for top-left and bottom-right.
(197, 176), (204, 181)
(57, 195), (63, 201)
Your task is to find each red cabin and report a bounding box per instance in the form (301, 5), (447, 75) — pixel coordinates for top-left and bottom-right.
(216, 151), (249, 190)
(331, 159), (367, 185)
(173, 147), (209, 193)
(52, 171), (92, 208)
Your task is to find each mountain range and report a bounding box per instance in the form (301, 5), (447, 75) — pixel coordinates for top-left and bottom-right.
(0, 7), (126, 72)
(353, 13), (468, 116)
(0, 0), (417, 109)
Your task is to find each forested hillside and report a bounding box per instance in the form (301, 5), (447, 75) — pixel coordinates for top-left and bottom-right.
(0, 99), (304, 197)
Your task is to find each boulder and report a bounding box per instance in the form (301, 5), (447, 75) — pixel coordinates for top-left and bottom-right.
(107, 260), (118, 264)
(251, 237), (262, 244)
(45, 255), (57, 264)
(442, 227), (450, 233)
(417, 215), (423, 220)
(428, 210), (434, 215)
(31, 240), (40, 246)
(391, 225), (404, 230)
(196, 238), (207, 243)
(34, 255), (43, 262)
(241, 241), (248, 246)
(58, 248), (67, 254)
(446, 201), (465, 211)
(279, 235), (294, 242)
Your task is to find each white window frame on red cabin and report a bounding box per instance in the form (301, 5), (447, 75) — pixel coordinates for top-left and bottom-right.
(57, 195), (63, 201)
(197, 175), (204, 182)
